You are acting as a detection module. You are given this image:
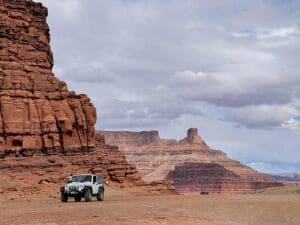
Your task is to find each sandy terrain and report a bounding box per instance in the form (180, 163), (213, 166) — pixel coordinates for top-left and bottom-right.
(0, 185), (299, 225)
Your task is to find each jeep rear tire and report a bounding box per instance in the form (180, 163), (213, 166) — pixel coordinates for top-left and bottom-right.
(97, 189), (104, 201)
(75, 195), (81, 202)
(61, 192), (68, 202)
(84, 188), (92, 202)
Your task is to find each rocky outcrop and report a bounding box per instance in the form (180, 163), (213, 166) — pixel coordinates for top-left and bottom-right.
(179, 128), (208, 146)
(98, 128), (282, 193)
(0, 0), (144, 193)
(167, 163), (280, 193)
(95, 134), (142, 184)
(102, 130), (161, 147)
(0, 0), (96, 157)
(0, 134), (144, 194)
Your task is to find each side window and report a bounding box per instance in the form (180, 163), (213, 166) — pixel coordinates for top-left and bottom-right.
(93, 175), (97, 184)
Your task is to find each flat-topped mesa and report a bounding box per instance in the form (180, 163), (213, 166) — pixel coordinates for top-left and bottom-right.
(99, 128), (209, 148)
(179, 128), (208, 146)
(99, 130), (160, 147)
(0, 0), (96, 157)
(167, 162), (281, 193)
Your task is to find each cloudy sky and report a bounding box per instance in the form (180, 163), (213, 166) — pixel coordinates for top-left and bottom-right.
(38, 0), (300, 174)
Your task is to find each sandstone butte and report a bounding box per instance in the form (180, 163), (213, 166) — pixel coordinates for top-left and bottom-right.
(98, 128), (283, 194)
(0, 0), (143, 193)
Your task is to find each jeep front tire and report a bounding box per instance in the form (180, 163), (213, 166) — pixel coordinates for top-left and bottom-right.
(75, 195), (81, 202)
(97, 188), (104, 201)
(61, 192), (68, 202)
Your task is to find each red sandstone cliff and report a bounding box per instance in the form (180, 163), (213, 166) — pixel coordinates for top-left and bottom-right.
(0, 0), (142, 193)
(98, 128), (282, 193)
(0, 0), (96, 155)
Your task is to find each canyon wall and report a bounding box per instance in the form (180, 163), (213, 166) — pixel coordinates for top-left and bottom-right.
(0, 0), (96, 156)
(98, 128), (282, 193)
(0, 0), (142, 193)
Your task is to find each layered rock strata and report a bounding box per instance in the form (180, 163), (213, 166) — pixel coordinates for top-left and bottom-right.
(0, 134), (143, 193)
(167, 163), (280, 193)
(98, 128), (282, 193)
(0, 0), (143, 193)
(0, 0), (96, 157)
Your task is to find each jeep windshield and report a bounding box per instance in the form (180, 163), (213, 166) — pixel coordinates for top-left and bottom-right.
(71, 175), (92, 183)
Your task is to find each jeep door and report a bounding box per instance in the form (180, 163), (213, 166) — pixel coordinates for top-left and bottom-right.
(92, 175), (99, 194)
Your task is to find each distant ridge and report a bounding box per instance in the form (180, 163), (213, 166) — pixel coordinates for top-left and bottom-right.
(97, 128), (282, 193)
(272, 173), (300, 182)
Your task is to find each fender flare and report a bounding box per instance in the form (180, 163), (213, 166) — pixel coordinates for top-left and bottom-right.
(83, 185), (92, 194)
(98, 186), (104, 193)
(60, 187), (65, 193)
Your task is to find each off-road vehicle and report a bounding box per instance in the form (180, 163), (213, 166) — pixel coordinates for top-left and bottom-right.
(60, 174), (104, 202)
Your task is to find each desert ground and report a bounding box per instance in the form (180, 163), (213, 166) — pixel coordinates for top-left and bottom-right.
(0, 185), (299, 225)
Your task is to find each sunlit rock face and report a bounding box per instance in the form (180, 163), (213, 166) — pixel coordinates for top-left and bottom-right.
(0, 0), (96, 156)
(98, 128), (282, 193)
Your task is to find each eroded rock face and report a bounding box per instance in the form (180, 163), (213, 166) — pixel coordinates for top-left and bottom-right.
(0, 0), (96, 157)
(94, 134), (142, 184)
(102, 130), (161, 147)
(167, 163), (281, 193)
(98, 128), (282, 193)
(0, 0), (144, 193)
(0, 134), (144, 194)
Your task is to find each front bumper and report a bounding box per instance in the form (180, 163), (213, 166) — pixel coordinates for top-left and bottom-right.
(63, 187), (84, 197)
(67, 190), (83, 197)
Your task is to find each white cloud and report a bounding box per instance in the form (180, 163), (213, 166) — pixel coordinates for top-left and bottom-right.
(41, 0), (81, 22)
(227, 105), (299, 129)
(232, 25), (300, 40)
(247, 162), (300, 174)
(257, 26), (300, 39)
(281, 118), (300, 130)
(171, 70), (294, 107)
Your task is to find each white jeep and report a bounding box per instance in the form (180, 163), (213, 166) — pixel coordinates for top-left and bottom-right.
(60, 174), (104, 202)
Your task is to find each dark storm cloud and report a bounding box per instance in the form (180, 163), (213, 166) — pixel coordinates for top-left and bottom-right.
(170, 70), (297, 107)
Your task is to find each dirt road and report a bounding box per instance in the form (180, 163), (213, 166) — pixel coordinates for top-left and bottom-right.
(0, 186), (299, 225)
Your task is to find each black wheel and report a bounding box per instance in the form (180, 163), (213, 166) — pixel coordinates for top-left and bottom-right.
(61, 192), (68, 202)
(84, 188), (92, 202)
(75, 195), (81, 202)
(97, 189), (104, 201)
